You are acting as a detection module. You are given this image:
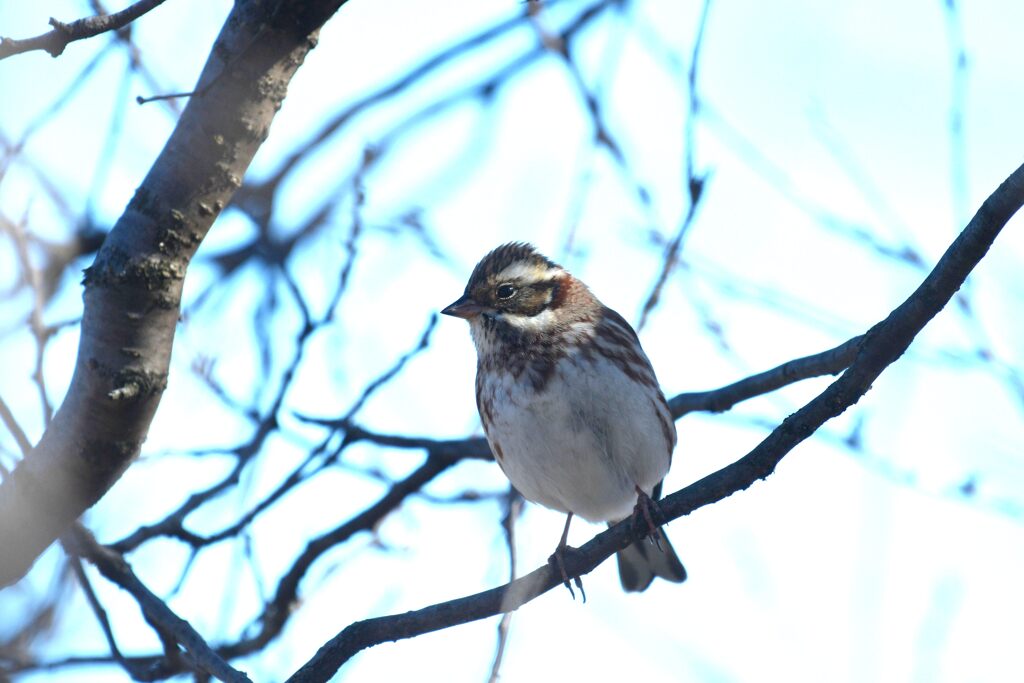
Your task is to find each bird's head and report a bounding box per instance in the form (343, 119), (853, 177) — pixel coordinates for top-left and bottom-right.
(442, 243), (594, 341)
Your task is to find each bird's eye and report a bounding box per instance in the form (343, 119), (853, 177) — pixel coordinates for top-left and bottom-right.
(496, 283), (517, 300)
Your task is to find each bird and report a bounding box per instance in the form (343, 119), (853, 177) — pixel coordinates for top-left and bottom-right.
(442, 242), (686, 593)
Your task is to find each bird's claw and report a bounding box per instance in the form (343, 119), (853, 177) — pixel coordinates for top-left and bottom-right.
(633, 486), (665, 551)
(549, 546), (587, 603)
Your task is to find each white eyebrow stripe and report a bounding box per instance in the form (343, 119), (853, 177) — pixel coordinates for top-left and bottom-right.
(494, 262), (563, 283)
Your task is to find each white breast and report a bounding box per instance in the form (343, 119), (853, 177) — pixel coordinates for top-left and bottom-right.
(479, 349), (673, 523)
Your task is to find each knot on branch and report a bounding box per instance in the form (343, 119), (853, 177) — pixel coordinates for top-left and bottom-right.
(107, 368), (168, 402)
(82, 248), (186, 296)
(108, 382), (140, 401)
(45, 17), (71, 57)
(47, 17), (71, 33)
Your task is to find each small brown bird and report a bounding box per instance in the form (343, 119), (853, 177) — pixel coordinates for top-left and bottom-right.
(443, 243), (686, 592)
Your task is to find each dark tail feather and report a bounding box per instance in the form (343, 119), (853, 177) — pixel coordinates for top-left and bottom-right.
(615, 527), (687, 592)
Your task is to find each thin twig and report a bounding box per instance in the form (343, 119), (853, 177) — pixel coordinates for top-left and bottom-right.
(669, 335), (864, 416)
(68, 556), (137, 676)
(0, 395), (31, 457)
(0, 0), (169, 60)
(223, 454), (459, 658)
(637, 0), (713, 330)
(6, 213), (53, 424)
(487, 488), (523, 683)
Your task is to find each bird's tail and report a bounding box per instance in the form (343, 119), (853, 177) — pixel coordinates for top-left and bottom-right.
(615, 527), (687, 592)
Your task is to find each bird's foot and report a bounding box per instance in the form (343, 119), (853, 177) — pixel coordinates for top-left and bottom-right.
(548, 545), (586, 603)
(632, 485), (664, 551)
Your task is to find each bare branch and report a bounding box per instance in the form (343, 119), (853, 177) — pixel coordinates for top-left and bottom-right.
(64, 525), (251, 682)
(68, 556), (138, 677)
(637, 0), (712, 330)
(0, 395), (31, 458)
(231, 0), (615, 228)
(488, 488), (523, 683)
(111, 314), (439, 553)
(286, 159), (1024, 682)
(221, 453), (459, 660)
(0, 0), (170, 61)
(20, 453), (463, 681)
(668, 334), (864, 416)
(297, 418), (493, 461)
(300, 332), (864, 463)
(0, 560), (73, 669)
(4, 213), (54, 424)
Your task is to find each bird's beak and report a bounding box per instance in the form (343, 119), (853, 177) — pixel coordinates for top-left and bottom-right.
(442, 294), (483, 319)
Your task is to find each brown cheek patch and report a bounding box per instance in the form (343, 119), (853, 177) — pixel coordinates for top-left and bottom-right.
(514, 286), (553, 317)
(510, 276), (564, 316)
(547, 277), (568, 310)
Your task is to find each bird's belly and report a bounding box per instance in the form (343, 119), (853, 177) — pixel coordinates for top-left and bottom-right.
(481, 359), (671, 523)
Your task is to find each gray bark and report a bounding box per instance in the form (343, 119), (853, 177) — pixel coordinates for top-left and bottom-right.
(0, 0), (348, 588)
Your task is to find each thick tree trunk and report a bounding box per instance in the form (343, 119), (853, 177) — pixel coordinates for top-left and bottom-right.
(0, 0), (348, 588)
